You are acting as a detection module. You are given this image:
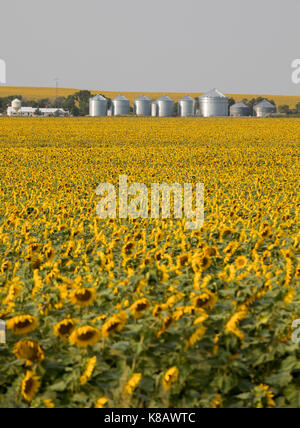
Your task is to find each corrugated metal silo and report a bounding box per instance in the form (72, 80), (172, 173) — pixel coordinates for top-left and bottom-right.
(112, 95), (130, 116)
(178, 95), (195, 117)
(133, 95), (152, 116)
(89, 95), (108, 117)
(199, 88), (229, 117)
(12, 98), (22, 113)
(156, 95), (174, 117)
(253, 100), (276, 117)
(151, 102), (158, 117)
(230, 102), (250, 117)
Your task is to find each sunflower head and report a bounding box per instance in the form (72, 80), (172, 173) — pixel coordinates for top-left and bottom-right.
(70, 288), (97, 308)
(162, 366), (179, 391)
(192, 253), (212, 271)
(95, 397), (109, 408)
(7, 315), (38, 335)
(123, 373), (142, 396)
(101, 311), (127, 338)
(203, 246), (219, 258)
(193, 290), (217, 311)
(254, 384), (276, 408)
(235, 256), (248, 269)
(14, 339), (44, 364)
(130, 298), (151, 318)
(54, 319), (76, 339)
(21, 371), (41, 402)
(69, 326), (100, 348)
(178, 254), (189, 268)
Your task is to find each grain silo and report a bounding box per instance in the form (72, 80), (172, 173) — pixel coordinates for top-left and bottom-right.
(156, 95), (174, 117)
(12, 98), (22, 114)
(112, 95), (130, 116)
(133, 95), (152, 116)
(178, 96), (195, 117)
(253, 100), (276, 117)
(230, 102), (250, 117)
(199, 89), (228, 117)
(151, 101), (158, 117)
(89, 95), (108, 117)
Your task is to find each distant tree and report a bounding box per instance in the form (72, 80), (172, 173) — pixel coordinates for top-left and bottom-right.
(52, 97), (66, 108)
(70, 105), (80, 117)
(62, 95), (76, 112)
(39, 98), (51, 108)
(26, 100), (40, 108)
(74, 90), (91, 116)
(295, 103), (300, 113)
(228, 98), (235, 107)
(228, 98), (236, 114)
(35, 108), (42, 116)
(278, 105), (290, 114)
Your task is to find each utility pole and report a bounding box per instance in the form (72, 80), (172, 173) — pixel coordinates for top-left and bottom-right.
(54, 77), (60, 99)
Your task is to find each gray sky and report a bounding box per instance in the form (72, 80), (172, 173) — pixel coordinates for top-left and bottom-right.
(1, 0), (300, 95)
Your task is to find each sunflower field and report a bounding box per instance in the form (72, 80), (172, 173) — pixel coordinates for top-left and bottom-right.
(0, 117), (299, 408)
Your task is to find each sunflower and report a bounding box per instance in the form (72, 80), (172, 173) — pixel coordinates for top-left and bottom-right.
(193, 290), (217, 311)
(210, 395), (222, 409)
(80, 356), (97, 385)
(186, 325), (207, 348)
(69, 288), (97, 308)
(295, 264), (300, 279)
(95, 397), (109, 408)
(7, 315), (38, 335)
(43, 399), (55, 408)
(21, 371), (41, 402)
(260, 227), (272, 239)
(166, 293), (185, 308)
(122, 241), (135, 255)
(14, 339), (45, 364)
(172, 306), (196, 321)
(152, 304), (168, 317)
(44, 244), (55, 262)
(177, 254), (189, 268)
(1, 260), (11, 274)
(157, 316), (173, 338)
(255, 384), (276, 408)
(54, 319), (76, 339)
(203, 246), (219, 258)
(192, 254), (212, 271)
(123, 373), (142, 396)
(235, 256), (248, 269)
(225, 309), (247, 341)
(69, 326), (100, 348)
(162, 367), (179, 391)
(101, 311), (127, 338)
(130, 298), (151, 318)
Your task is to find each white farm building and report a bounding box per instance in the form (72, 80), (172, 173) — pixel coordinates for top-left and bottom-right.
(7, 99), (69, 117)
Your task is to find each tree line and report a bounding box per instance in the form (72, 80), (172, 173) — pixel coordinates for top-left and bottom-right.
(0, 91), (101, 116)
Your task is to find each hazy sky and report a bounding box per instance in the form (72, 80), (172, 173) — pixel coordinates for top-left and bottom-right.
(1, 0), (300, 95)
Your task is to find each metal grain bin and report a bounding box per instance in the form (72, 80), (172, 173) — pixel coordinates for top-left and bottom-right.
(253, 100), (276, 117)
(156, 95), (174, 117)
(112, 94), (130, 116)
(151, 101), (158, 117)
(199, 88), (228, 117)
(89, 95), (108, 117)
(134, 95), (152, 116)
(12, 98), (22, 113)
(178, 95), (195, 117)
(230, 102), (250, 117)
